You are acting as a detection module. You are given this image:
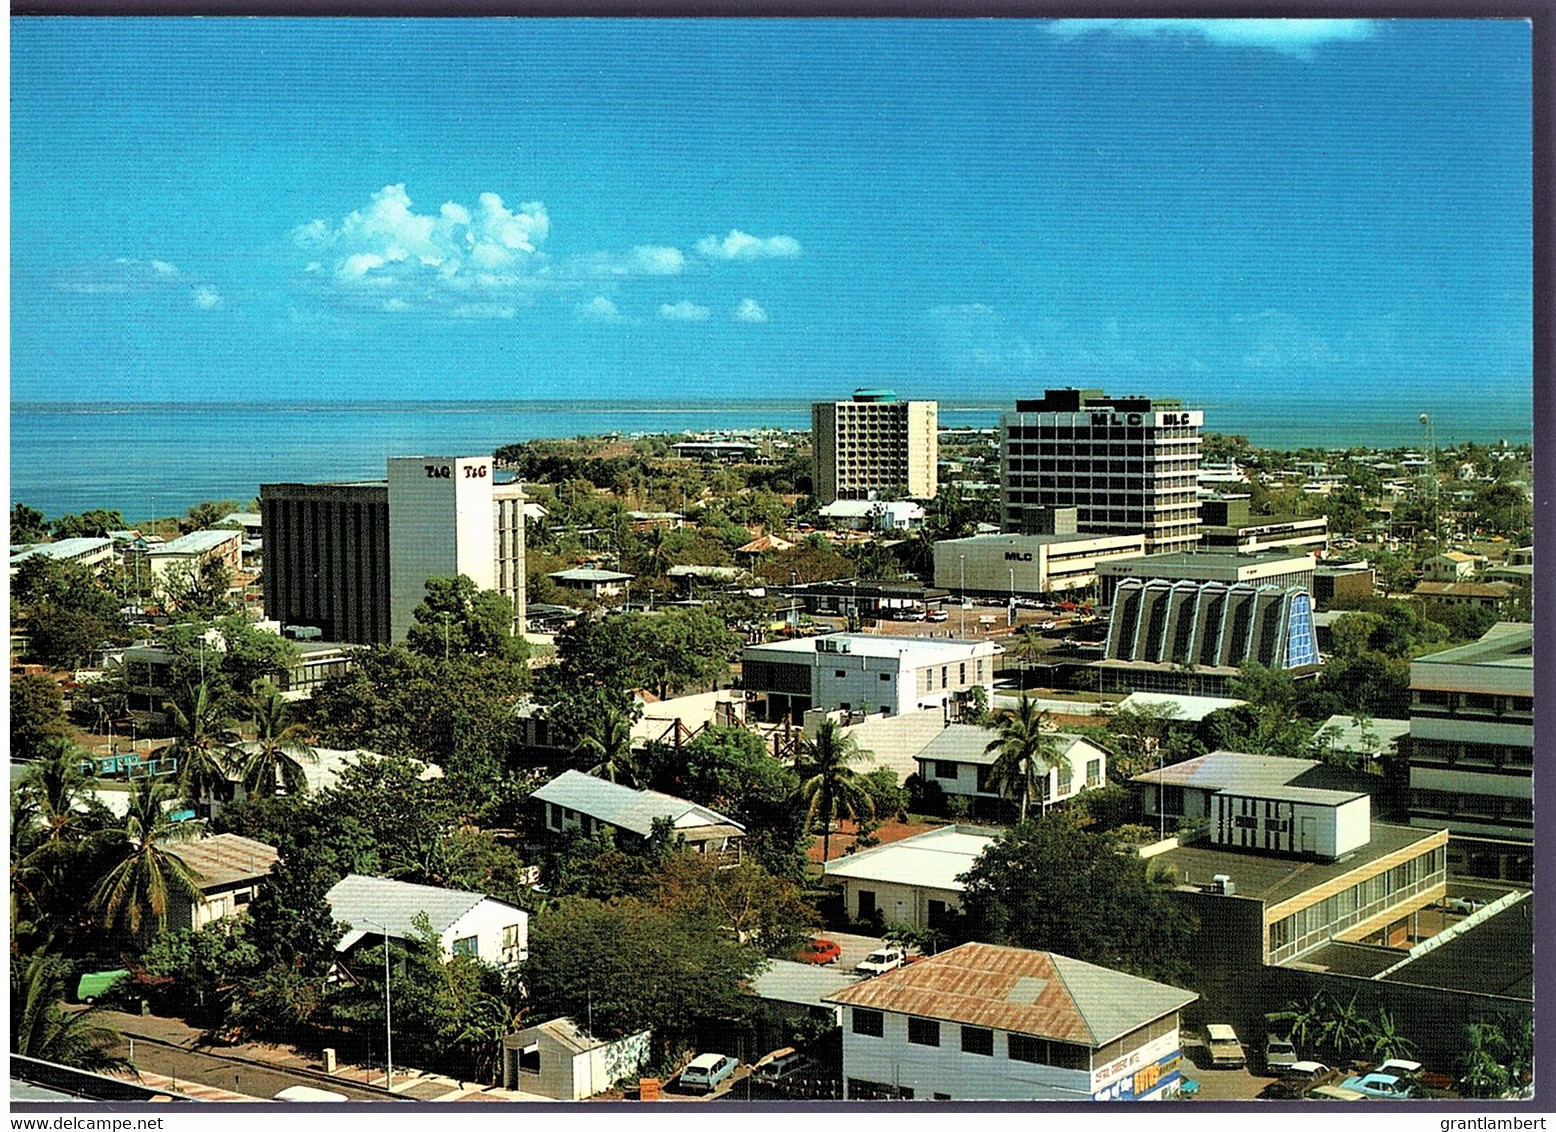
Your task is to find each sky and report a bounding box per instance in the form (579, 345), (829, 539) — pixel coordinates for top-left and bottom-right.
(9, 18), (1533, 408)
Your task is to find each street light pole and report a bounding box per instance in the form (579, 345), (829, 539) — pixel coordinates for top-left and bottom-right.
(1009, 567), (1015, 627)
(364, 920), (394, 1089)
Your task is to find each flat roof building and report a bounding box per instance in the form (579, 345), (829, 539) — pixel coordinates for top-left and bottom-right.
(1096, 549), (1315, 607)
(741, 633), (999, 722)
(1000, 388), (1202, 555)
(933, 530), (1147, 598)
(1198, 495), (1329, 557)
(812, 390), (938, 505)
(822, 823), (998, 931)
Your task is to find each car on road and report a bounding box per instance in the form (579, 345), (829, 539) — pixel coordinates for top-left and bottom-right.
(1037, 619), (1057, 631)
(1264, 1035), (1299, 1072)
(796, 938), (842, 965)
(854, 947), (907, 976)
(680, 1053), (739, 1095)
(1340, 1073), (1421, 1099)
(1202, 1024), (1246, 1069)
(275, 1086), (349, 1102)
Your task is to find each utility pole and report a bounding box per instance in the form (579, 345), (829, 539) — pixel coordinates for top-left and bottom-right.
(1420, 413), (1441, 546)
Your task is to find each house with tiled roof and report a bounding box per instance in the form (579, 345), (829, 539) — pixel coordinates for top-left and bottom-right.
(824, 943), (1197, 1101)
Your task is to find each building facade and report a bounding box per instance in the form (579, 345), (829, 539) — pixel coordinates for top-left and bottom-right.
(1000, 389), (1202, 554)
(1096, 550), (1316, 608)
(812, 390), (938, 504)
(387, 456), (498, 641)
(1198, 495), (1329, 556)
(1407, 625), (1533, 879)
(913, 725), (1107, 818)
(741, 634), (1000, 722)
(826, 944), (1197, 1102)
(933, 530), (1147, 598)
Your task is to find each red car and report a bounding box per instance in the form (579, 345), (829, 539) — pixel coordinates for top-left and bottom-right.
(796, 938), (842, 965)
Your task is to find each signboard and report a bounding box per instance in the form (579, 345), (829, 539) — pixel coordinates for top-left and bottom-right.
(1090, 1051), (1183, 1102)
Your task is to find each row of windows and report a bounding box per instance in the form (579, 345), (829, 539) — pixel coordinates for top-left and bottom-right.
(1411, 790), (1534, 821)
(1410, 738), (1533, 769)
(1267, 846), (1446, 952)
(1005, 426), (1200, 442)
(1412, 691), (1533, 717)
(852, 1010), (1090, 1070)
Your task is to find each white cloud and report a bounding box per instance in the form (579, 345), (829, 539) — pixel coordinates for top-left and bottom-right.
(660, 300), (711, 322)
(696, 229), (802, 261)
(577, 295), (628, 322)
(293, 184), (550, 298)
(1048, 19), (1376, 59)
(191, 286), (224, 310)
(452, 302), (516, 320)
(574, 245), (686, 278)
(150, 260), (180, 277)
(734, 298), (768, 323)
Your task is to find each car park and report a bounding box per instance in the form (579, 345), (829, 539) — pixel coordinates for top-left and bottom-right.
(1340, 1072), (1421, 1099)
(1310, 1084), (1368, 1101)
(680, 1053), (739, 1094)
(796, 938), (843, 965)
(854, 947), (907, 976)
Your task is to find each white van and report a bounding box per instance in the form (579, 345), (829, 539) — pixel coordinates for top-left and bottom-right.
(274, 1085), (349, 1102)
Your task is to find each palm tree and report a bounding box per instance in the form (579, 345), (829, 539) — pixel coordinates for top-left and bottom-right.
(11, 951), (132, 1073)
(165, 682), (240, 815)
(1458, 1020), (1512, 1098)
(581, 708), (640, 786)
(795, 719), (874, 863)
(91, 779), (205, 943)
(1362, 1006), (1418, 1062)
(983, 694), (1066, 822)
(236, 689), (317, 799)
(18, 739), (97, 851)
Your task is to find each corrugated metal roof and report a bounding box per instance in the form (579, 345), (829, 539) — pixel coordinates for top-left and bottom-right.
(914, 726), (1095, 769)
(168, 834), (279, 889)
(747, 960), (862, 1009)
(326, 874), (496, 941)
(822, 825), (997, 891)
(531, 770), (743, 838)
(1130, 750), (1321, 792)
(824, 943), (1195, 1047)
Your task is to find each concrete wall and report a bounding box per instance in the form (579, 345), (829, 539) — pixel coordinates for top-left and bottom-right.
(443, 899), (528, 966)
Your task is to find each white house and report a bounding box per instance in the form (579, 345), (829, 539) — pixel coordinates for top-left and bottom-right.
(822, 824), (998, 932)
(500, 1017), (652, 1099)
(818, 499), (927, 532)
(164, 834), (279, 932)
(546, 567), (633, 599)
(530, 769), (744, 862)
(326, 874), (528, 967)
(913, 724), (1108, 819)
(825, 943), (1197, 1101)
(741, 633), (1000, 722)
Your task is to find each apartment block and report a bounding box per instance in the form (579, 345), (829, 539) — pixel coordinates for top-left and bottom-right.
(812, 390), (937, 505)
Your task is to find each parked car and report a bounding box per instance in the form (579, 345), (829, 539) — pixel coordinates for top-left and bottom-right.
(1340, 1073), (1421, 1099)
(1309, 1084), (1368, 1101)
(1378, 1059), (1424, 1080)
(1202, 1023), (1246, 1069)
(927, 609), (948, 622)
(1264, 1035), (1299, 1072)
(680, 1053), (739, 1094)
(754, 1048), (813, 1081)
(854, 947), (907, 976)
(1037, 619), (1057, 631)
(274, 1086), (348, 1102)
(1445, 896), (1487, 915)
(73, 969), (128, 1005)
(795, 938), (842, 965)
(1281, 1060), (1333, 1085)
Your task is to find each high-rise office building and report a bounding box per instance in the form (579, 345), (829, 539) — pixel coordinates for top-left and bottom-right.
(261, 456), (525, 645)
(812, 390), (937, 505)
(1000, 389), (1202, 555)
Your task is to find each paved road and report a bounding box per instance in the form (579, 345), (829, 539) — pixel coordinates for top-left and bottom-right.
(107, 1034), (400, 1102)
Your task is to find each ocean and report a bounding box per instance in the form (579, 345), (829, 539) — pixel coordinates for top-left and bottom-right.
(10, 395), (1534, 521)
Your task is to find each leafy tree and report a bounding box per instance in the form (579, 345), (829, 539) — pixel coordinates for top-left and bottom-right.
(12, 555), (123, 668)
(138, 920), (262, 1025)
(523, 896), (764, 1054)
(11, 502), (49, 544)
(236, 689), (317, 799)
(647, 853), (817, 957)
(91, 779), (205, 944)
(848, 766), (909, 851)
(1458, 1020), (1513, 1098)
(1100, 701), (1191, 781)
(158, 557), (235, 620)
(214, 616), (300, 708)
(983, 694), (1065, 821)
(11, 674), (69, 760)
(960, 683), (990, 726)
(11, 951), (132, 1072)
(406, 574), (526, 663)
(957, 811), (1193, 983)
(184, 499), (240, 531)
(795, 719), (874, 863)
(51, 508), (125, 540)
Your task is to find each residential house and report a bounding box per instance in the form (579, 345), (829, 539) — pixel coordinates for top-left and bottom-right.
(821, 824), (998, 932)
(530, 769), (744, 863)
(912, 724), (1107, 819)
(1421, 551), (1485, 583)
(164, 834), (279, 932)
(825, 942), (1198, 1101)
(547, 567), (633, 600)
(326, 874), (528, 967)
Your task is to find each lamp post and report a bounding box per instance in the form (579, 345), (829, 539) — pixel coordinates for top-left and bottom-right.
(959, 555), (966, 637)
(1009, 567), (1016, 627)
(364, 920), (394, 1089)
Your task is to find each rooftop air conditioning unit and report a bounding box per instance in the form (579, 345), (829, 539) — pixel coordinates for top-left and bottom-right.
(1213, 874), (1235, 896)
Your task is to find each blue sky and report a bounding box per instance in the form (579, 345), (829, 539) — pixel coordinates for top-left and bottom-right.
(10, 18), (1532, 409)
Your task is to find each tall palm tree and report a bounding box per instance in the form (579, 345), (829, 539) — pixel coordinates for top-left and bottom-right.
(91, 779), (205, 944)
(1362, 1006), (1418, 1062)
(165, 682), (240, 815)
(795, 719), (874, 863)
(18, 739), (97, 851)
(581, 708), (640, 786)
(236, 689), (318, 799)
(982, 694), (1066, 822)
(11, 951), (132, 1073)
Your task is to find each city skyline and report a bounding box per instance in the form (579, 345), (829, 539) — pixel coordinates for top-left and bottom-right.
(11, 18), (1532, 412)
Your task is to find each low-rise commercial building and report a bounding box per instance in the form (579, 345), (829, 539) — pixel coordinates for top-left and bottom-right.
(933, 530), (1146, 599)
(1312, 562), (1376, 609)
(912, 723), (1107, 818)
(1198, 495), (1329, 557)
(1097, 550), (1315, 607)
(825, 943), (1198, 1101)
(741, 633), (999, 722)
(9, 537), (118, 575)
(1407, 624), (1532, 879)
